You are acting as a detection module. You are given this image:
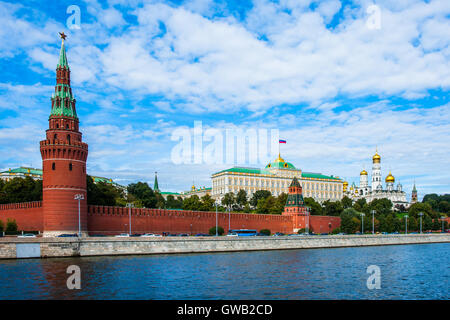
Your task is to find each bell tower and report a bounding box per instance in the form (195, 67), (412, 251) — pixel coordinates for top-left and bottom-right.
(40, 32), (88, 236)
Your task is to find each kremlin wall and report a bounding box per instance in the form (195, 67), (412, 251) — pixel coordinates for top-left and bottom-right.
(0, 200), (340, 236)
(0, 34), (340, 237)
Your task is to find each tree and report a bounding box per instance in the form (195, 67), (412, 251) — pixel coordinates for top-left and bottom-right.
(183, 195), (202, 211)
(222, 192), (236, 208)
(200, 194), (215, 211)
(209, 226), (224, 236)
(408, 202), (433, 219)
(304, 197), (323, 215)
(432, 219), (441, 231)
(6, 218), (17, 233)
(155, 192), (166, 209)
(323, 200), (343, 216)
(236, 189), (248, 209)
(127, 182), (157, 208)
(353, 198), (367, 212)
(166, 195), (183, 209)
(259, 229), (271, 235)
(424, 215), (433, 231)
(0, 177), (42, 204)
(438, 201), (450, 214)
(340, 208), (360, 234)
(250, 190), (271, 207)
(87, 176), (125, 206)
(341, 196), (353, 209)
(256, 196), (277, 214)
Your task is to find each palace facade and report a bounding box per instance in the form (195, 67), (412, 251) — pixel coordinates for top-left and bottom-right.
(211, 154), (344, 203)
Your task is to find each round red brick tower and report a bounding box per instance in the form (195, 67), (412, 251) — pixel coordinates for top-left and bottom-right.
(40, 33), (88, 237)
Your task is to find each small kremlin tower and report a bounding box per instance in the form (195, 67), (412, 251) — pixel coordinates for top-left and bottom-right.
(40, 33), (88, 236)
(282, 177), (308, 233)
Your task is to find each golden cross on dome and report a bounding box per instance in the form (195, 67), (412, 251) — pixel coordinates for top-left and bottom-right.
(59, 32), (67, 41)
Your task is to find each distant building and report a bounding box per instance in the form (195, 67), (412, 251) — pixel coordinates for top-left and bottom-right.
(211, 154), (344, 203)
(0, 167), (125, 192)
(344, 149), (410, 208)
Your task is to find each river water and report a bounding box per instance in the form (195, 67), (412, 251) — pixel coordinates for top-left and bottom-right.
(0, 243), (448, 299)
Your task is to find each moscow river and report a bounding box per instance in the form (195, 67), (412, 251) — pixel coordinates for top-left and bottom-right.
(0, 243), (448, 300)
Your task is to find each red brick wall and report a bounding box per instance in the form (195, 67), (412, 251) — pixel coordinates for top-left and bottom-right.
(0, 203), (340, 235)
(88, 206), (293, 235)
(0, 202), (43, 231)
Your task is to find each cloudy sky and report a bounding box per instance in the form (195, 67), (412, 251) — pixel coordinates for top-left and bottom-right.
(0, 0), (449, 199)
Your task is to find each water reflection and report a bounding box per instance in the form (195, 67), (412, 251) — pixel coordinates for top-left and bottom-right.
(0, 243), (448, 300)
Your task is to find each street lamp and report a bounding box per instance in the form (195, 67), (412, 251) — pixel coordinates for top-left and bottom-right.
(306, 206), (310, 234)
(361, 213), (365, 234)
(371, 210), (376, 234)
(419, 212), (424, 234)
(74, 194), (84, 237)
(441, 216), (446, 233)
(404, 215), (408, 234)
(228, 204), (231, 233)
(126, 203), (134, 235)
(214, 201), (219, 237)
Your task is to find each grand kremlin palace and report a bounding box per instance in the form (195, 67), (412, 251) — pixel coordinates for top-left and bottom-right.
(211, 154), (344, 203)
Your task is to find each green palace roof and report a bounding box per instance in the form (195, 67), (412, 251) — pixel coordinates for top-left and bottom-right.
(1, 167), (42, 175)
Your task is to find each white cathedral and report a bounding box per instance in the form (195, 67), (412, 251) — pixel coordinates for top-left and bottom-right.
(344, 149), (410, 208)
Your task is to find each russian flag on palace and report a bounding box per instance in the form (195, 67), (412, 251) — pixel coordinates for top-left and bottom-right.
(279, 140), (286, 144)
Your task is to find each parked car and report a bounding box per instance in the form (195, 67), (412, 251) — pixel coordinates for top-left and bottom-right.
(90, 234), (106, 237)
(256, 232), (270, 236)
(166, 233), (178, 237)
(337, 232), (346, 235)
(226, 232), (238, 237)
(58, 234), (78, 237)
(178, 233), (189, 237)
(195, 233), (211, 237)
(18, 233), (36, 238)
(141, 233), (162, 237)
(130, 234), (142, 237)
(115, 233), (130, 237)
(273, 232), (285, 236)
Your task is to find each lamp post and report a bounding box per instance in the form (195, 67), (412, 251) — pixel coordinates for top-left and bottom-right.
(214, 202), (219, 237)
(74, 194), (84, 237)
(361, 213), (365, 234)
(228, 204), (231, 233)
(371, 210), (376, 234)
(126, 203), (134, 235)
(306, 206), (310, 234)
(419, 212), (423, 234)
(404, 215), (408, 234)
(441, 216), (446, 233)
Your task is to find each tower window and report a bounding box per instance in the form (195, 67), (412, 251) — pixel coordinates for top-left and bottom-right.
(67, 134), (71, 144)
(52, 163), (55, 170)
(54, 134), (57, 140)
(69, 163), (72, 171)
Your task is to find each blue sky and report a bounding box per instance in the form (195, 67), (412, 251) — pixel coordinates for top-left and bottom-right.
(0, 0), (449, 200)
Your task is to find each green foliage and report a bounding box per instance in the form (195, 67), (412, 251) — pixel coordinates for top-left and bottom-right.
(322, 200), (343, 216)
(408, 202), (433, 219)
(353, 198), (366, 212)
(6, 218), (17, 232)
(222, 192), (236, 208)
(0, 177), (42, 204)
(183, 195), (202, 211)
(331, 227), (341, 234)
(155, 192), (166, 209)
(259, 229), (271, 236)
(200, 194), (215, 211)
(297, 228), (306, 234)
(304, 197), (323, 215)
(87, 176), (125, 206)
(236, 189), (248, 209)
(166, 195), (183, 209)
(340, 208), (361, 234)
(367, 198), (393, 216)
(250, 190), (271, 207)
(255, 193), (286, 215)
(127, 181), (157, 208)
(423, 194), (450, 213)
(341, 196), (353, 209)
(209, 226), (224, 236)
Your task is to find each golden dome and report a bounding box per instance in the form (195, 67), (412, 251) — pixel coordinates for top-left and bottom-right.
(191, 185), (196, 191)
(385, 171), (395, 183)
(360, 169), (368, 176)
(343, 181), (348, 186)
(373, 150), (381, 163)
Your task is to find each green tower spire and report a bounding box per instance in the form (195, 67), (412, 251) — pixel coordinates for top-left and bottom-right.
(50, 32), (78, 119)
(285, 177), (305, 207)
(154, 172), (160, 192)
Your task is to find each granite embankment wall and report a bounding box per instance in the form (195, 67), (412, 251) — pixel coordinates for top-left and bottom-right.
(1, 234), (449, 259)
